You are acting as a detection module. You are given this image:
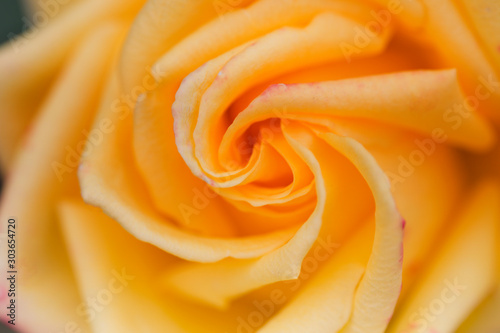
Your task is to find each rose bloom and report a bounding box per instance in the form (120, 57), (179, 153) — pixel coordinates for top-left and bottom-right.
(1, 0), (500, 332)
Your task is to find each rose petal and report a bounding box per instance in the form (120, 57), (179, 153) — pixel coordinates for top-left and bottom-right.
(188, 12), (392, 178)
(330, 120), (466, 294)
(120, 0), (229, 92)
(421, 0), (500, 122)
(58, 199), (254, 333)
(222, 70), (495, 157)
(455, 0), (500, 73)
(152, 0), (375, 82)
(0, 22), (124, 332)
(456, 283), (500, 332)
(0, 0), (143, 170)
(388, 181), (500, 333)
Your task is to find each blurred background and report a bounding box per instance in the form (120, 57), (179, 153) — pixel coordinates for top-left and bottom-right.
(1, 2), (25, 332)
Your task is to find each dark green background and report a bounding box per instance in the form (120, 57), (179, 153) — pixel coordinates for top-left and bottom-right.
(1, 2), (27, 333)
(0, 1), (25, 41)
(0, 1), (25, 183)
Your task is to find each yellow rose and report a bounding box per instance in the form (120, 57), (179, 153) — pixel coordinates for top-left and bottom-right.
(1, 0), (499, 332)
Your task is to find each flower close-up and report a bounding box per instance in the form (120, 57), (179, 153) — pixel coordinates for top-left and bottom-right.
(0, 0), (499, 332)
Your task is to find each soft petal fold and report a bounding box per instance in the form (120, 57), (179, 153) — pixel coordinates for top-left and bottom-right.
(388, 181), (500, 333)
(0, 0), (144, 170)
(58, 199), (256, 333)
(0, 22), (124, 331)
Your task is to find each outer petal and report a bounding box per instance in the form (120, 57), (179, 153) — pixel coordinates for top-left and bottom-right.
(455, 0), (500, 74)
(421, 0), (500, 122)
(456, 284), (500, 332)
(388, 181), (500, 333)
(120, 0), (236, 92)
(58, 199), (253, 333)
(0, 0), (144, 171)
(0, 22), (125, 332)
